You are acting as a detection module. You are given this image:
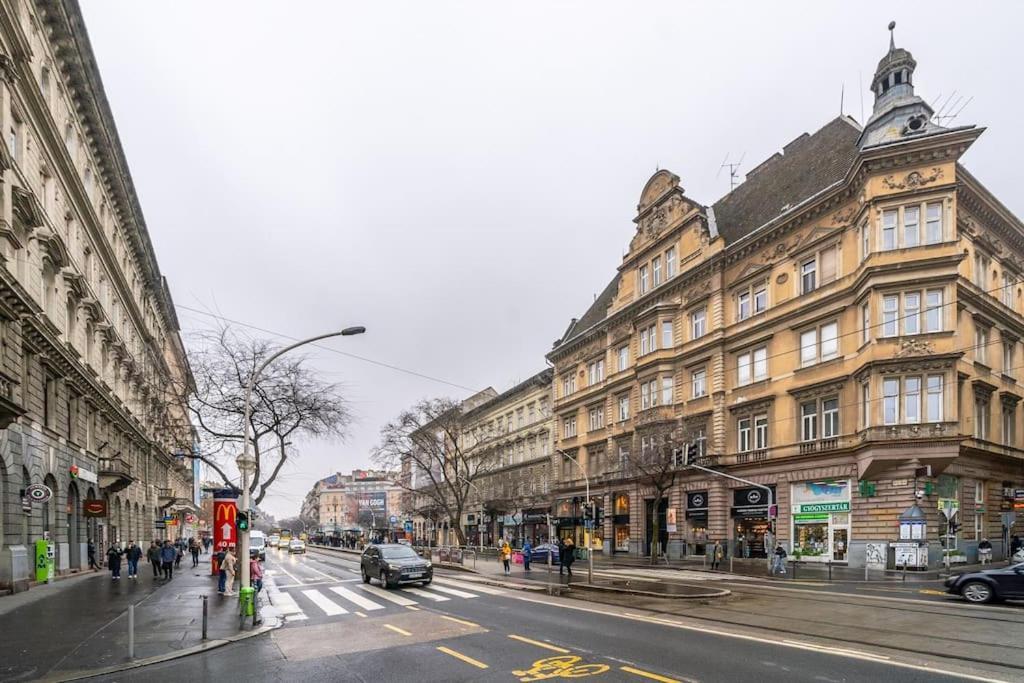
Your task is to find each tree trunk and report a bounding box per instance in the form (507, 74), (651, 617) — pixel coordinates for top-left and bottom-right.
(650, 492), (662, 566)
(452, 518), (467, 546)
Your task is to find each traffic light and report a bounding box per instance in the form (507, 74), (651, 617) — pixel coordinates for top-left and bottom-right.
(237, 511), (249, 531)
(686, 442), (699, 464)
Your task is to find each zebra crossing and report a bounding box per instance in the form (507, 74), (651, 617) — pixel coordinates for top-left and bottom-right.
(271, 576), (505, 622)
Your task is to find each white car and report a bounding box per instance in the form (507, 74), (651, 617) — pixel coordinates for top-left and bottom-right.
(268, 535), (280, 548)
(288, 539), (306, 554)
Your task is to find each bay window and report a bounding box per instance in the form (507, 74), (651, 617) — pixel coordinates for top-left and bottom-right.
(883, 378), (899, 425)
(904, 292), (920, 335)
(882, 209), (897, 250)
(925, 203), (942, 243)
(882, 374), (945, 426)
(652, 257), (662, 287)
(925, 290), (942, 332)
(903, 205), (920, 247)
(661, 376), (674, 406)
(882, 295), (898, 337)
(661, 320), (673, 349)
(862, 303), (870, 344)
(691, 367), (707, 398)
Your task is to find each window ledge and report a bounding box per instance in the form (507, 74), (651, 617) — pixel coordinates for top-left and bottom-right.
(794, 355), (844, 374)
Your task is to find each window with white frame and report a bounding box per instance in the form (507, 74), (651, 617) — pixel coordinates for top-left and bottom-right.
(588, 359), (605, 386)
(882, 209), (897, 250)
(862, 303), (870, 344)
(799, 321), (838, 367)
(800, 401), (817, 441)
(903, 205), (920, 247)
(618, 444), (630, 469)
(880, 203), (942, 250)
(661, 376), (674, 405)
(904, 376), (921, 423)
(652, 256), (662, 287)
(563, 415), (577, 438)
(800, 245), (837, 295)
(661, 320), (673, 349)
(799, 398), (838, 441)
(562, 374), (576, 397)
(823, 397), (839, 437)
(925, 203), (942, 244)
(691, 308), (706, 340)
(1002, 404), (1015, 445)
(639, 265), (649, 294)
(927, 375), (943, 422)
(1004, 340), (1014, 377)
(904, 292), (921, 335)
(883, 375), (945, 426)
(738, 417), (752, 452)
(860, 220), (869, 261)
(925, 289), (943, 332)
(974, 253), (990, 289)
(588, 406), (605, 431)
(618, 345), (629, 372)
(665, 246), (677, 278)
(883, 377), (899, 425)
(882, 294), (898, 337)
(737, 282), (767, 321)
(975, 392), (990, 440)
(862, 382), (871, 428)
(755, 414), (768, 449)
(640, 379), (659, 410)
(976, 326), (990, 365)
(737, 347), (767, 385)
(692, 426), (707, 458)
(640, 324), (658, 355)
(617, 393), (630, 422)
(800, 258), (817, 294)
(1003, 272), (1015, 309)
(691, 367), (707, 398)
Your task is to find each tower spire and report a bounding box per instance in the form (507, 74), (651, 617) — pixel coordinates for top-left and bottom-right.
(888, 20), (896, 51)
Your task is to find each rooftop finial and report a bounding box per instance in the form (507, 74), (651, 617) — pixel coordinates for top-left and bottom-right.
(888, 20), (896, 51)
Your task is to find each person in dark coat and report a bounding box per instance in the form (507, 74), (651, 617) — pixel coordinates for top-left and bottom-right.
(147, 542), (161, 578)
(561, 537), (576, 578)
(160, 541), (177, 580)
(106, 544), (123, 580)
(125, 541), (143, 579)
(87, 541), (98, 570)
(189, 538), (201, 567)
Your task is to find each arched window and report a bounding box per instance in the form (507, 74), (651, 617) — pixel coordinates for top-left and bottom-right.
(42, 262), (57, 317)
(85, 321), (94, 367)
(65, 296), (77, 344)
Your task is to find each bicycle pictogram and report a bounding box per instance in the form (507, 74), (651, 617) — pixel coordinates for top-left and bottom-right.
(513, 655), (610, 681)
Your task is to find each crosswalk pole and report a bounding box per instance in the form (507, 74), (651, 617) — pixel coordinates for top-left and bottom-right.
(128, 604), (135, 659)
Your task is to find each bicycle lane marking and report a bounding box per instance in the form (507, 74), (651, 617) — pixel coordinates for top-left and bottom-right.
(505, 632), (609, 681)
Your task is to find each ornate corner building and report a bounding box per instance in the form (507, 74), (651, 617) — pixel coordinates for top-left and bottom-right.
(0, 0), (196, 591)
(548, 34), (1023, 567)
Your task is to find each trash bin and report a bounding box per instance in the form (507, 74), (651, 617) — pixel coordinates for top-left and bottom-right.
(240, 586), (255, 617)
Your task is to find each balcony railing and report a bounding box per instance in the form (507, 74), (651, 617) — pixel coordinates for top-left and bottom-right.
(736, 449), (768, 464)
(798, 438), (838, 455)
(99, 457), (132, 478)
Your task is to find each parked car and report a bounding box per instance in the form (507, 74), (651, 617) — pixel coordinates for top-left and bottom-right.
(361, 543), (432, 588)
(288, 538), (307, 554)
(945, 562), (1024, 604)
(250, 530), (267, 561)
(528, 543), (562, 566)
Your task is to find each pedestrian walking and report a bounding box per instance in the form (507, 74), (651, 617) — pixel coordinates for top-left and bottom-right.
(106, 544), (123, 580)
(500, 541), (512, 576)
(174, 542), (183, 569)
(190, 538), (201, 567)
(222, 545), (238, 596)
(557, 538), (566, 575)
(216, 545), (228, 594)
(87, 541), (99, 570)
(125, 541), (142, 579)
(250, 550), (263, 593)
(522, 539), (532, 571)
(147, 541), (161, 578)
(711, 540), (724, 570)
(771, 543), (788, 575)
(562, 537), (576, 578)
(978, 538), (993, 565)
(160, 540), (177, 580)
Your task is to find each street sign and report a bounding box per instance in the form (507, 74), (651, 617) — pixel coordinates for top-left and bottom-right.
(389, 515), (398, 525)
(154, 520), (166, 529)
(25, 484), (52, 504)
(938, 498), (959, 519)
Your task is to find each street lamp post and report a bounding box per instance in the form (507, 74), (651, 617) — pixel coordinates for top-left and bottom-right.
(556, 449), (592, 584)
(237, 326), (365, 601)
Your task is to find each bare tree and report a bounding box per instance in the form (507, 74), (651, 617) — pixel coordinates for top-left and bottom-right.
(630, 420), (684, 565)
(183, 326), (351, 506)
(372, 397), (497, 546)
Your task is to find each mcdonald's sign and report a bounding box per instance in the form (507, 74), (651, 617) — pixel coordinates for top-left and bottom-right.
(216, 502), (237, 523)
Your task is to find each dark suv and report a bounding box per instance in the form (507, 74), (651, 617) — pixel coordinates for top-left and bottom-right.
(361, 544), (432, 588)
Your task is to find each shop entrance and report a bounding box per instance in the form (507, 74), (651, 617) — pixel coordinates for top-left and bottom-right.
(735, 517), (768, 558)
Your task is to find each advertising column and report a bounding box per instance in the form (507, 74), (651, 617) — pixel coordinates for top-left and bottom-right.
(212, 490), (238, 575)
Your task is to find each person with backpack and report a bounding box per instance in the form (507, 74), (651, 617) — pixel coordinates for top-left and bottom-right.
(216, 544), (229, 594)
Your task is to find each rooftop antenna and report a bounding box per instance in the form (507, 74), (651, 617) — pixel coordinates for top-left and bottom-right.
(840, 83), (845, 116)
(932, 90), (957, 122)
(717, 152), (745, 191)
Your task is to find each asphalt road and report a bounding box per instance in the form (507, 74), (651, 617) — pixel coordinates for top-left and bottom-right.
(88, 545), (1017, 683)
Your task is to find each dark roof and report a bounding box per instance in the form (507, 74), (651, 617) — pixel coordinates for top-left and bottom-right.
(712, 116), (862, 244)
(463, 368), (554, 420)
(557, 274), (620, 346)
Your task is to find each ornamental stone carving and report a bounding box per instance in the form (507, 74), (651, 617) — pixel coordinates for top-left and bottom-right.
(893, 339), (934, 358)
(881, 167), (944, 191)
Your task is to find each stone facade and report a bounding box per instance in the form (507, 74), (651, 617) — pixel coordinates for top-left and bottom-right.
(0, 1), (194, 590)
(547, 37), (1024, 567)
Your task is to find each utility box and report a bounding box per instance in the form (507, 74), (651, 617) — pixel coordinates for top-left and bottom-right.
(35, 539), (54, 583)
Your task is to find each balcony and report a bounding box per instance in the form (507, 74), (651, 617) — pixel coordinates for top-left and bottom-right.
(0, 371), (25, 429)
(98, 457), (135, 493)
(157, 487), (175, 505)
(634, 406), (674, 427)
(798, 438), (838, 455)
(736, 449), (768, 464)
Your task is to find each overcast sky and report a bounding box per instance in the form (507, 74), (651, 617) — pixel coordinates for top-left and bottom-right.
(79, 2), (1024, 520)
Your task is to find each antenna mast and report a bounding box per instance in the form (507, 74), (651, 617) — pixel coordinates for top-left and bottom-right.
(717, 152), (745, 191)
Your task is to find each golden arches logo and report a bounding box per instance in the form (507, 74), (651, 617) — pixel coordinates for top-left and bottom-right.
(215, 503), (237, 523)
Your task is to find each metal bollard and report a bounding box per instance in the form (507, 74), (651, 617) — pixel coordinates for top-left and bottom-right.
(730, 556), (734, 573)
(792, 561), (797, 580)
(202, 595), (208, 640)
(828, 560), (832, 582)
(128, 604), (135, 659)
(865, 563), (869, 581)
(902, 563), (907, 583)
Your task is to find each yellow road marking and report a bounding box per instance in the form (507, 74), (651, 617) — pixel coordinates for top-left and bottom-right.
(436, 646), (489, 669)
(441, 615), (480, 628)
(354, 611), (367, 618)
(918, 589), (947, 596)
(384, 624), (412, 636)
(508, 634), (571, 653)
(405, 605), (421, 611)
(621, 666), (684, 683)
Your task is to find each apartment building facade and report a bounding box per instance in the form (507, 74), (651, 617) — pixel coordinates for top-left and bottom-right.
(0, 0), (195, 590)
(547, 36), (1023, 567)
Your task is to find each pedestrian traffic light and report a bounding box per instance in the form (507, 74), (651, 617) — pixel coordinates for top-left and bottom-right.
(237, 511), (249, 531)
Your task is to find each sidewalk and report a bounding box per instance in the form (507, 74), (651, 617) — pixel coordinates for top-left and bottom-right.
(0, 551), (279, 683)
